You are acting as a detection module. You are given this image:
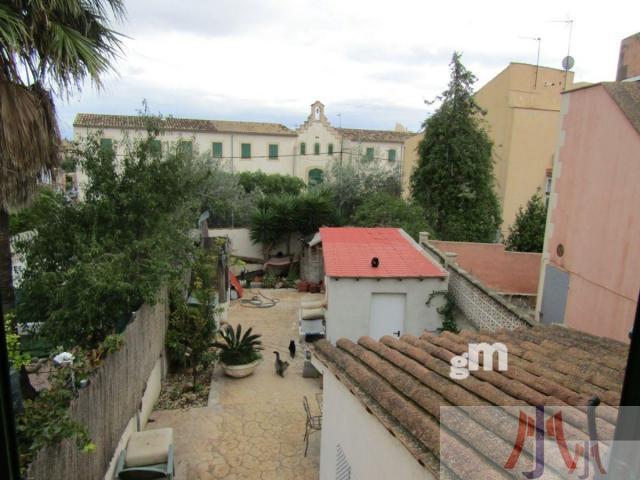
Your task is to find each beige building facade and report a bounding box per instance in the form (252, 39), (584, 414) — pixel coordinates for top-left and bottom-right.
(73, 101), (413, 189)
(474, 63), (574, 236)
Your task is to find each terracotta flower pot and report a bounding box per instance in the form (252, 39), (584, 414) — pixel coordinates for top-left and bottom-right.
(309, 284), (320, 293)
(298, 281), (309, 292)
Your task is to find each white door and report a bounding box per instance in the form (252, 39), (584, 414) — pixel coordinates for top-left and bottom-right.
(369, 293), (406, 340)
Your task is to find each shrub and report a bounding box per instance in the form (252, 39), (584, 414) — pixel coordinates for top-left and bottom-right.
(215, 324), (263, 366)
(505, 190), (547, 252)
(15, 133), (204, 348)
(238, 171), (306, 196)
(351, 193), (432, 240)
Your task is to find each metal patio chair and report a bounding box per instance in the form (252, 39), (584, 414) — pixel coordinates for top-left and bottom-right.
(303, 395), (322, 457)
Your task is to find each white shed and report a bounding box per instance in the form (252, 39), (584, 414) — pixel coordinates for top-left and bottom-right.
(320, 227), (448, 343)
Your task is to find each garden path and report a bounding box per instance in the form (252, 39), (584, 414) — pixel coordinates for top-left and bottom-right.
(147, 289), (323, 479)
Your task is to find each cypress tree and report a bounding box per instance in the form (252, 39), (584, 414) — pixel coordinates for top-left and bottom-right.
(411, 52), (501, 241)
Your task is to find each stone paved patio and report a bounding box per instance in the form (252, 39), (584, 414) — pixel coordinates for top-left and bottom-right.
(147, 289), (323, 479)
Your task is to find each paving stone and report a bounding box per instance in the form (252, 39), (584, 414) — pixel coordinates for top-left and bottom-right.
(148, 289), (323, 479)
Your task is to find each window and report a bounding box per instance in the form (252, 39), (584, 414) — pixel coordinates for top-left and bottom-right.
(388, 149), (396, 162)
(241, 143), (251, 159)
(150, 139), (162, 155)
(365, 147), (374, 161)
(269, 144), (278, 159)
(328, 143), (334, 155)
(100, 138), (113, 152)
(314, 143), (320, 155)
(300, 142), (306, 155)
(178, 140), (192, 158)
(212, 142), (223, 158)
(308, 168), (324, 186)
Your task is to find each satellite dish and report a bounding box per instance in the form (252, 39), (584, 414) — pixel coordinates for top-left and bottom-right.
(562, 56), (575, 71)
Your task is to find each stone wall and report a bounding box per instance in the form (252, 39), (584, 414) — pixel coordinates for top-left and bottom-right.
(26, 290), (169, 480)
(419, 234), (534, 331)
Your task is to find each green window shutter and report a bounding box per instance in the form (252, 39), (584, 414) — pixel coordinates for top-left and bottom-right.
(212, 142), (223, 158)
(300, 142), (306, 155)
(388, 149), (396, 162)
(269, 144), (278, 159)
(100, 138), (113, 152)
(365, 147), (374, 160)
(150, 139), (162, 155)
(328, 143), (334, 155)
(241, 143), (251, 158)
(308, 168), (324, 186)
(314, 143), (320, 155)
(178, 140), (193, 158)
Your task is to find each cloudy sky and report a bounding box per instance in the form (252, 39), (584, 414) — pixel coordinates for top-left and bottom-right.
(55, 0), (639, 137)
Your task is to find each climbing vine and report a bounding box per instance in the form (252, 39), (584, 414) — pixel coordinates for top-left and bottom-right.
(427, 290), (460, 333)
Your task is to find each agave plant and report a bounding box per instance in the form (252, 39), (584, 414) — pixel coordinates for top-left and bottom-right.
(214, 324), (263, 366)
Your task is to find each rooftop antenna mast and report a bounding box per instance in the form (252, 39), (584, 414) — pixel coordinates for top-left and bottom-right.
(520, 36), (542, 88)
(549, 18), (574, 90)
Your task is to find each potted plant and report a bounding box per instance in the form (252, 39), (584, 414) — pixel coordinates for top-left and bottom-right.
(214, 324), (263, 378)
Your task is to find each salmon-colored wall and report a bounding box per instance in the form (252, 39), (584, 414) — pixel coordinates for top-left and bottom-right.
(548, 85), (640, 342)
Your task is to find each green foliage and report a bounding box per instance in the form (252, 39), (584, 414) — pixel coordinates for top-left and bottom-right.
(249, 191), (334, 257)
(166, 249), (220, 386)
(8, 188), (57, 235)
(505, 190), (547, 252)
(238, 171), (306, 196)
(200, 164), (257, 228)
(411, 52), (501, 242)
(428, 291), (459, 333)
(4, 313), (31, 370)
(16, 333), (126, 469)
(351, 193), (432, 240)
(214, 324), (263, 366)
(262, 271), (277, 289)
(17, 387), (94, 467)
(322, 157), (402, 223)
(15, 128), (205, 348)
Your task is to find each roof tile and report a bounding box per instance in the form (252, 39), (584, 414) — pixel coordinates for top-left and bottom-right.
(313, 325), (626, 478)
(320, 227), (447, 278)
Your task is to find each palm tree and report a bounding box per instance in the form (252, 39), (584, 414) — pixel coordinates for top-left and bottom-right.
(0, 0), (124, 312)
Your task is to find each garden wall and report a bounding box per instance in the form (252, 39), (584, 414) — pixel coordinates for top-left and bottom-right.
(419, 234), (534, 331)
(26, 289), (169, 480)
(209, 227), (302, 261)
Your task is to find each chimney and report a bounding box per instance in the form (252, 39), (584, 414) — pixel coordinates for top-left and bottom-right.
(617, 32), (640, 81)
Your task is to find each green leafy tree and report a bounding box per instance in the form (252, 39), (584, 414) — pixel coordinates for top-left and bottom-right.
(411, 52), (501, 242)
(0, 0), (124, 313)
(351, 193), (432, 240)
(322, 157), (401, 223)
(249, 191), (334, 258)
(505, 190), (547, 252)
(238, 171), (306, 196)
(15, 130), (205, 348)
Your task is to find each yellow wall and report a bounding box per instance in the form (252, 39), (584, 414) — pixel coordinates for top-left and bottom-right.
(475, 63), (574, 236)
(401, 132), (423, 198)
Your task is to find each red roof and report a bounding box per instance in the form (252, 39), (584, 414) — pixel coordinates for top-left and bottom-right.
(429, 240), (541, 294)
(320, 227), (447, 278)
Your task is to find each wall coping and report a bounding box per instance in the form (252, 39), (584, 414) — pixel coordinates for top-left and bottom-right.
(420, 240), (536, 326)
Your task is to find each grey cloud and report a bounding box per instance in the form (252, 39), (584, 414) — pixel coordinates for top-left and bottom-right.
(120, 0), (279, 37)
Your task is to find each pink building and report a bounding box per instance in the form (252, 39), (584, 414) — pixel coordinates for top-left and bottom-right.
(537, 81), (640, 342)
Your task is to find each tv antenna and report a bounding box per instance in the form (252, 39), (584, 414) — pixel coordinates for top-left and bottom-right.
(549, 18), (574, 90)
(519, 36), (542, 87)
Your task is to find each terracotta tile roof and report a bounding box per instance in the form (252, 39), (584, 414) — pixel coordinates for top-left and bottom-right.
(337, 127), (415, 143)
(429, 241), (541, 295)
(313, 325), (626, 478)
(320, 227), (447, 278)
(602, 81), (640, 135)
(73, 113), (296, 136)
